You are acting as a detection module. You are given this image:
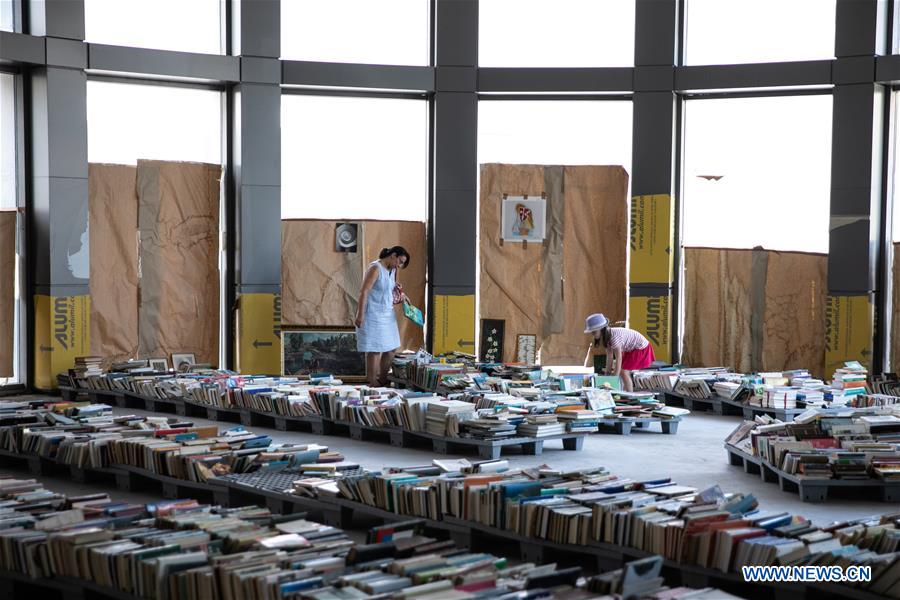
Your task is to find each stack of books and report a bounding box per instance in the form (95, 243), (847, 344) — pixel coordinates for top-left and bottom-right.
(725, 406), (900, 482)
(713, 381), (743, 401)
(555, 409), (600, 433)
(0, 476), (752, 600)
(631, 370), (679, 391)
(832, 361), (869, 399)
(425, 400), (476, 437)
(72, 356), (103, 378)
(762, 386), (798, 409)
(516, 414), (565, 437)
(459, 417), (518, 440)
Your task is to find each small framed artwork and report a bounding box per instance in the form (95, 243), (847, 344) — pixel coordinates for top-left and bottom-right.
(501, 196), (547, 242)
(171, 353), (196, 373)
(334, 222), (358, 253)
(479, 319), (505, 363)
(282, 326), (366, 381)
(515, 334), (537, 365)
(149, 358), (169, 372)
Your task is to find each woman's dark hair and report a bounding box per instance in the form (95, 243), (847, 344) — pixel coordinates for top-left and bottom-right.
(379, 246), (411, 269)
(593, 326), (611, 347)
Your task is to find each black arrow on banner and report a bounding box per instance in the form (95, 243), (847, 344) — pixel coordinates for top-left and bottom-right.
(457, 339), (475, 347)
(253, 340), (273, 349)
(40, 345), (53, 353)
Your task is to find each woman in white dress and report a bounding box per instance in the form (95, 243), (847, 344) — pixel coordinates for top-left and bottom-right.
(355, 246), (410, 386)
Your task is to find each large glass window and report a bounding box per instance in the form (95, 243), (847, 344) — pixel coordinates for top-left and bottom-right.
(887, 91), (900, 370)
(894, 92), (900, 245)
(478, 100), (633, 168)
(281, 94), (428, 220)
(87, 81), (222, 165)
(84, 0), (223, 54)
(1, 0), (14, 32)
(1, 73), (19, 385)
(281, 0), (429, 65)
(684, 0), (835, 65)
(479, 0), (635, 67)
(0, 73), (14, 207)
(681, 95), (833, 253)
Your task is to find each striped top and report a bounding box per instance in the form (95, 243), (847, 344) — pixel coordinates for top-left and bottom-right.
(607, 327), (649, 352)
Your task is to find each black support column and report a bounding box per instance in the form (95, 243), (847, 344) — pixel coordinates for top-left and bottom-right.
(231, 0), (282, 374)
(629, 0), (677, 363)
(27, 0), (91, 389)
(430, 0), (478, 355)
(825, 0), (884, 374)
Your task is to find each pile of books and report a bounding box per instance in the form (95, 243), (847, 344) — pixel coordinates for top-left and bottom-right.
(832, 361), (869, 398)
(459, 417), (518, 440)
(713, 380), (743, 401)
(329, 460), (900, 595)
(0, 478), (754, 599)
(516, 414), (566, 437)
(425, 399), (476, 437)
(56, 359), (687, 443)
(555, 409), (601, 433)
(0, 402), (353, 486)
(725, 406), (900, 482)
(761, 386), (798, 409)
(73, 355), (103, 378)
(631, 369), (679, 391)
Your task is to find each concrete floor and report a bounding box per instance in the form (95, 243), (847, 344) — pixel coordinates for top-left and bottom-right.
(0, 398), (891, 527)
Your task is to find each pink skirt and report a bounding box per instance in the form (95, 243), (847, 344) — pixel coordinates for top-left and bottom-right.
(621, 344), (655, 371)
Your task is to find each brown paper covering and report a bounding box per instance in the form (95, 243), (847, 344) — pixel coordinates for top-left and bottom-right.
(88, 164), (140, 367)
(682, 247), (826, 376)
(0, 210), (15, 377)
(281, 220), (426, 351)
(137, 160), (221, 365)
(479, 164), (629, 365)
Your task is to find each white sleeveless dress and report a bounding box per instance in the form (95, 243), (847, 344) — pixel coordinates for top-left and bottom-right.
(356, 260), (401, 352)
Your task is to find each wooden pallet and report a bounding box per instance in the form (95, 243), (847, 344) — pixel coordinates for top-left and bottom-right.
(595, 417), (681, 435)
(664, 391), (722, 415)
(742, 403), (806, 422)
(0, 443), (884, 600)
(725, 444), (900, 503)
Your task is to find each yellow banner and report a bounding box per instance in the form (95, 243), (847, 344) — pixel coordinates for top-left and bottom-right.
(629, 194), (673, 285)
(825, 295), (873, 375)
(629, 294), (671, 364)
(237, 293), (282, 375)
(35, 294), (91, 389)
(432, 294), (475, 355)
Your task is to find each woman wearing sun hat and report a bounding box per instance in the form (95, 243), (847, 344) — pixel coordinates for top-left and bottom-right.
(583, 313), (654, 392)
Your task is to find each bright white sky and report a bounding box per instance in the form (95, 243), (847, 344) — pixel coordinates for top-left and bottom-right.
(479, 100), (633, 169)
(894, 91), (900, 242)
(479, 0), (635, 67)
(282, 0), (429, 64)
(0, 74), (14, 209)
(85, 0), (223, 54)
(86, 81), (222, 165)
(682, 95), (833, 252)
(281, 95), (428, 220)
(685, 0), (836, 65)
(0, 0), (12, 32)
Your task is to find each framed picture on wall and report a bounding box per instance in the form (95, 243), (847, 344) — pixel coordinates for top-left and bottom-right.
(515, 334), (537, 365)
(334, 222), (358, 253)
(501, 196), (547, 242)
(479, 319), (505, 363)
(282, 326), (366, 381)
